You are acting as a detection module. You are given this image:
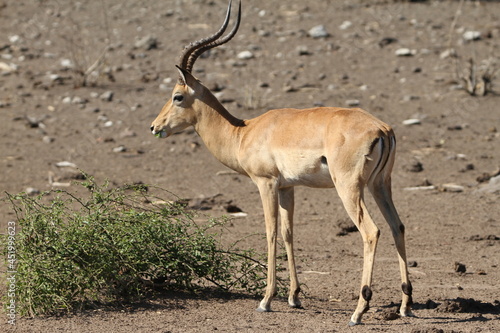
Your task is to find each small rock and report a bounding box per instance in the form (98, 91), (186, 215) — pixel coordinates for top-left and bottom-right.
(100, 90), (114, 102)
(441, 184), (465, 193)
(62, 96), (72, 104)
(440, 48), (457, 59)
(476, 174), (500, 194)
(454, 262), (466, 273)
(134, 35), (158, 50)
(402, 95), (420, 102)
(405, 160), (423, 173)
(308, 25), (329, 38)
(402, 118), (421, 126)
(237, 50), (254, 60)
(113, 145), (127, 153)
(447, 124), (463, 131)
(339, 20), (352, 30)
(8, 35), (21, 43)
(42, 136), (54, 144)
(26, 187), (40, 195)
(0, 62), (17, 73)
(55, 161), (77, 168)
(378, 37), (398, 48)
(224, 204), (243, 213)
(60, 58), (73, 68)
(345, 99), (360, 107)
(296, 45), (312, 56)
(71, 96), (87, 104)
(404, 185), (436, 191)
(408, 261), (418, 268)
(463, 31), (481, 41)
(395, 48), (416, 56)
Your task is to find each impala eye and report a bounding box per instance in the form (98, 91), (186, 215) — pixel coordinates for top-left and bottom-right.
(173, 94), (184, 103)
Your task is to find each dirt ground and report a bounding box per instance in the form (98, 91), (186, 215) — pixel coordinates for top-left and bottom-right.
(1, 0), (499, 332)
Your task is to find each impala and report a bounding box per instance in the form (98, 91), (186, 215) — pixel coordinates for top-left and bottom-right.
(150, 1), (413, 326)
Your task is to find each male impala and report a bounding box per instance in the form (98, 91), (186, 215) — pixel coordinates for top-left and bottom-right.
(151, 1), (413, 326)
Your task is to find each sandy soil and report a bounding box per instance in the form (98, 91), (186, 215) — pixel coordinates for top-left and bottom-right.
(1, 0), (499, 332)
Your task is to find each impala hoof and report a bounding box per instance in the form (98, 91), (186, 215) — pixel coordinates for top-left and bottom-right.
(348, 321), (361, 327)
(401, 310), (416, 318)
(288, 300), (303, 309)
(256, 306), (271, 312)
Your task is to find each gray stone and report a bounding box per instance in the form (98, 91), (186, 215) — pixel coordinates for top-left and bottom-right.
(308, 25), (329, 38)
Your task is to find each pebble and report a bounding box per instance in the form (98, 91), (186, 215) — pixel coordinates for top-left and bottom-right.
(454, 262), (466, 273)
(60, 58), (73, 68)
(308, 25), (329, 38)
(405, 160), (424, 173)
(402, 118), (421, 126)
(100, 90), (114, 102)
(440, 48), (457, 59)
(55, 161), (77, 168)
(0, 62), (17, 73)
(237, 50), (254, 60)
(395, 48), (416, 56)
(9, 35), (21, 43)
(71, 96), (87, 104)
(113, 145), (127, 153)
(402, 95), (420, 102)
(441, 184), (465, 193)
(296, 45), (312, 56)
(339, 20), (352, 30)
(476, 175), (500, 194)
(48, 74), (62, 82)
(463, 31), (481, 41)
(404, 185), (436, 191)
(42, 136), (54, 144)
(134, 35), (158, 50)
(26, 187), (40, 195)
(345, 99), (360, 107)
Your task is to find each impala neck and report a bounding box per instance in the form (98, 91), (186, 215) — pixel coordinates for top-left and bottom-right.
(192, 90), (246, 173)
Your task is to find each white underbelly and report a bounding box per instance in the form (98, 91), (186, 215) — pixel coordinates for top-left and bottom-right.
(278, 156), (334, 188)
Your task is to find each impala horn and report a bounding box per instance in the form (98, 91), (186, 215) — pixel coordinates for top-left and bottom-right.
(177, 0), (241, 84)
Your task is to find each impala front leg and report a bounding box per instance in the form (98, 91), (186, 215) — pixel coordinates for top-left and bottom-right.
(255, 178), (279, 312)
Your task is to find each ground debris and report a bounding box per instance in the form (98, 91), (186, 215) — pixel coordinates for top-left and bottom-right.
(335, 218), (357, 236)
(454, 262), (466, 273)
(436, 298), (500, 314)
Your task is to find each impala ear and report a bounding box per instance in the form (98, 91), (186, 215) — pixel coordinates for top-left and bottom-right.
(176, 65), (198, 88)
(176, 65), (187, 85)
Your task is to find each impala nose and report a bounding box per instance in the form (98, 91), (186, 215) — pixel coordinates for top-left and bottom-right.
(150, 125), (154, 133)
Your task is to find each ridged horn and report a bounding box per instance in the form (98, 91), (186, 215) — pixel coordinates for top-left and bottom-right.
(177, 1), (241, 83)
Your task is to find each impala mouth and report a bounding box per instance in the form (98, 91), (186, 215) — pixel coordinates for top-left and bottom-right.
(154, 130), (167, 138)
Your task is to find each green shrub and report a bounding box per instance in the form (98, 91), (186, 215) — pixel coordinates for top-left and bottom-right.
(3, 178), (269, 316)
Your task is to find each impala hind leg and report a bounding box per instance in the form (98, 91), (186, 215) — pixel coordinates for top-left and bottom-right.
(255, 178), (279, 312)
(279, 187), (302, 308)
(369, 178), (414, 318)
(335, 180), (380, 326)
